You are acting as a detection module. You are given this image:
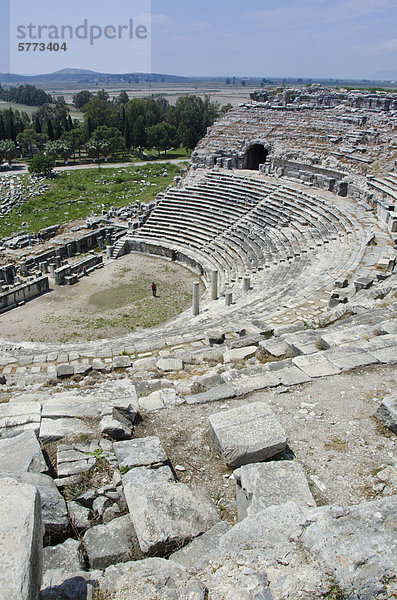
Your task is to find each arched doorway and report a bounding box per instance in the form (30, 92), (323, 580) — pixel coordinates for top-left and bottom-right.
(245, 144), (268, 170)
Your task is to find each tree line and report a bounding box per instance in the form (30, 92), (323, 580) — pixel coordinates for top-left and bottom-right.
(0, 84), (54, 106)
(0, 89), (232, 171)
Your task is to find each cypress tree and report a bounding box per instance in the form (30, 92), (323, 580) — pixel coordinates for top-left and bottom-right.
(34, 115), (42, 133)
(46, 119), (54, 140)
(0, 115), (6, 140)
(8, 109), (16, 140)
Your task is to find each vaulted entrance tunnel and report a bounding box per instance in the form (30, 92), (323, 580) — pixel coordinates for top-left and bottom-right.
(245, 144), (268, 170)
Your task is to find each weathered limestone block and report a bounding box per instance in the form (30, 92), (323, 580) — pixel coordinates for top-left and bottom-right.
(156, 357), (183, 372)
(1, 472), (68, 535)
(99, 558), (207, 600)
(208, 401), (287, 467)
(223, 346), (257, 363)
(0, 401), (41, 438)
(170, 521), (232, 573)
(43, 538), (84, 574)
(83, 515), (141, 569)
(112, 355), (132, 369)
(375, 395), (397, 434)
(100, 410), (133, 440)
(122, 464), (175, 486)
(67, 501), (92, 529)
(124, 481), (221, 555)
(302, 497), (397, 600)
(0, 430), (48, 473)
(0, 477), (43, 600)
(113, 436), (168, 469)
(234, 461), (316, 520)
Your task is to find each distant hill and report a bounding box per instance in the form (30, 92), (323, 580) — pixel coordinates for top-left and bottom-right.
(0, 68), (190, 85)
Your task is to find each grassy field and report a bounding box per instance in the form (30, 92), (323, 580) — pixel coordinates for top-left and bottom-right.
(0, 162), (185, 238)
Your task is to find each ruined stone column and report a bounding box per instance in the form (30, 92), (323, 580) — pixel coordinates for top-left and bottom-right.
(243, 276), (251, 293)
(211, 271), (218, 301)
(225, 292), (233, 306)
(49, 263), (56, 277)
(106, 246), (113, 259)
(192, 282), (200, 316)
(39, 262), (48, 274)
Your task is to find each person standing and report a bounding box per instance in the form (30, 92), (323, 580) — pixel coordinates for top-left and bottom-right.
(151, 282), (157, 297)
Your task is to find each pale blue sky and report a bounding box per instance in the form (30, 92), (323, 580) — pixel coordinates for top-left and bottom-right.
(1, 0), (397, 79)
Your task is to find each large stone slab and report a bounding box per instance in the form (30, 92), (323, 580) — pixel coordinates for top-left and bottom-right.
(302, 496), (397, 600)
(0, 476), (43, 600)
(113, 436), (168, 469)
(99, 558), (207, 600)
(185, 383), (238, 405)
(83, 515), (141, 569)
(325, 347), (378, 371)
(208, 401), (287, 468)
(156, 357), (183, 371)
(375, 395), (397, 434)
(234, 461), (316, 521)
(1, 472), (67, 535)
(361, 334), (397, 365)
(124, 481), (221, 555)
(170, 521), (231, 573)
(0, 402), (41, 438)
(292, 353), (341, 378)
(43, 538), (84, 574)
(0, 430), (47, 474)
(223, 346), (257, 363)
(268, 359), (311, 385)
(39, 417), (98, 443)
(122, 464), (175, 486)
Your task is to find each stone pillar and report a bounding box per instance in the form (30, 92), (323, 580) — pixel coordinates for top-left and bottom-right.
(19, 262), (28, 277)
(106, 246), (113, 259)
(225, 292), (233, 306)
(243, 276), (251, 293)
(211, 270), (218, 301)
(66, 244), (73, 258)
(39, 262), (48, 274)
(54, 256), (62, 269)
(49, 263), (56, 277)
(192, 282), (200, 316)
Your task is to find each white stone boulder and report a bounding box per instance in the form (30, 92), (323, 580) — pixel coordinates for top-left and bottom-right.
(208, 401), (287, 467)
(124, 481), (221, 555)
(0, 476), (43, 600)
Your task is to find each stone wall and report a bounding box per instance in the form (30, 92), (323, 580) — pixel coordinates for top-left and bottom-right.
(271, 158), (348, 195)
(126, 239), (207, 281)
(54, 255), (103, 285)
(0, 276), (49, 312)
(0, 264), (16, 286)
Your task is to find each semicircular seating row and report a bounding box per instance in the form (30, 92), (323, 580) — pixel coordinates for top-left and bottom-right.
(368, 171), (397, 203)
(126, 170), (366, 330)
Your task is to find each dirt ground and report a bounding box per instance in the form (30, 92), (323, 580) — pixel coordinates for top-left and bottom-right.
(0, 253), (202, 343)
(134, 363), (397, 524)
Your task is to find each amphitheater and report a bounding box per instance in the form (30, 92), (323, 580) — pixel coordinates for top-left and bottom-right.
(1, 87), (397, 600)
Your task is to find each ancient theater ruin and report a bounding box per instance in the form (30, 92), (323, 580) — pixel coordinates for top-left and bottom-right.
(0, 86), (397, 600)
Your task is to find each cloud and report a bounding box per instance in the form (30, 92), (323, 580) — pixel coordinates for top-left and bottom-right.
(151, 13), (172, 26)
(356, 37), (397, 55)
(245, 0), (395, 30)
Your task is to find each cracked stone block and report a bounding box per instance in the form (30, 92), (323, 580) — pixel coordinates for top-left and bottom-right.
(209, 401), (287, 468)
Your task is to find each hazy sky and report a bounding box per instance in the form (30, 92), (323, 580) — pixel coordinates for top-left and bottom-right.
(1, 0), (397, 79)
